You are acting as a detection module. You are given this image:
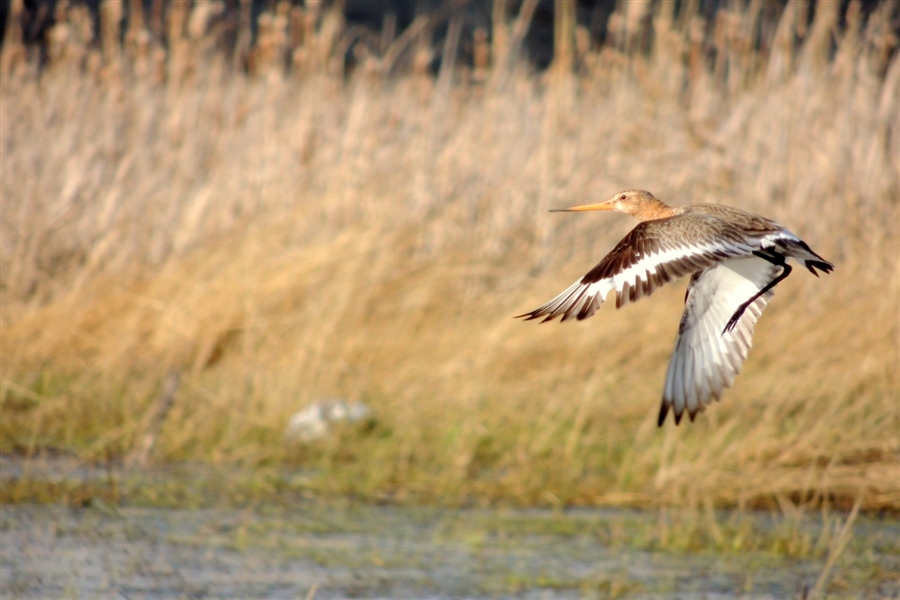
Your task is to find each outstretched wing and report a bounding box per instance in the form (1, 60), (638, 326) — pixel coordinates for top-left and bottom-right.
(517, 214), (755, 323)
(658, 256), (780, 426)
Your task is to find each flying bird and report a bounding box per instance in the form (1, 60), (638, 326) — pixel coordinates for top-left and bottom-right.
(517, 190), (834, 426)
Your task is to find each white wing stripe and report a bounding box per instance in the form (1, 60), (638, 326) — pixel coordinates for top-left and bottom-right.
(608, 241), (752, 297)
(523, 239), (757, 322)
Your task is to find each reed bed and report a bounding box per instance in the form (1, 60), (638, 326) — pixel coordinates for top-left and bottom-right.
(1, 0), (898, 510)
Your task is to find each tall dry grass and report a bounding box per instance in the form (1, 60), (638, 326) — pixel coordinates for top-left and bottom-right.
(1, 0), (899, 509)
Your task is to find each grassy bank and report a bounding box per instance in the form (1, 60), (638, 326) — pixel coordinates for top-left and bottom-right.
(2, 1), (899, 510)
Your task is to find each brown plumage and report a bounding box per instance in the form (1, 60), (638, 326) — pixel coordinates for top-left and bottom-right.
(518, 190), (834, 426)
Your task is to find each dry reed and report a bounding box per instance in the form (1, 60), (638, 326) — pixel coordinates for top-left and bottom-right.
(1, 0), (898, 510)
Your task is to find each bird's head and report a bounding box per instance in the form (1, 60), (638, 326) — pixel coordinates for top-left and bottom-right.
(550, 190), (672, 222)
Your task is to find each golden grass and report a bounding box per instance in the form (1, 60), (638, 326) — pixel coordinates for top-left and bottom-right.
(2, 0), (899, 510)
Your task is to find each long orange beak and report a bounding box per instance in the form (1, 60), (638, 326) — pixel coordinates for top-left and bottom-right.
(549, 201), (616, 213)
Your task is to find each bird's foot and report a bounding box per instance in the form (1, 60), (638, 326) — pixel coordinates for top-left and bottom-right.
(723, 304), (748, 334)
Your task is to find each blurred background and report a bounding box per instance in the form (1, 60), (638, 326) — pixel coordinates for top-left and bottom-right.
(1, 0), (898, 514)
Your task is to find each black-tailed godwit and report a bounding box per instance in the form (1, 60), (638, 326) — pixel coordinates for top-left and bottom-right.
(518, 190), (834, 426)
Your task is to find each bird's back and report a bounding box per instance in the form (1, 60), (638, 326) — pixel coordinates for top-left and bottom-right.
(679, 203), (781, 235)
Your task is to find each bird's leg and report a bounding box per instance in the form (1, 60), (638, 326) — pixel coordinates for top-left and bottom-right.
(723, 252), (792, 334)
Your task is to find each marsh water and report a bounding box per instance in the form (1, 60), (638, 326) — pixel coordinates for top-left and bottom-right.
(1, 458), (897, 599)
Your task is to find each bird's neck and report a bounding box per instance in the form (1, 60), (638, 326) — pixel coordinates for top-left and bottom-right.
(629, 201), (678, 222)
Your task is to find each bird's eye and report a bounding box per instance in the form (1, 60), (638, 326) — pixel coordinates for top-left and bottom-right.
(619, 194), (626, 200)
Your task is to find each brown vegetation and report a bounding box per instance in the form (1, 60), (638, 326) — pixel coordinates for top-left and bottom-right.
(2, 0), (899, 510)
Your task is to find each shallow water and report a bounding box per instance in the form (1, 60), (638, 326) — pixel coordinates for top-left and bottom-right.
(1, 458), (898, 599)
(4, 503), (899, 599)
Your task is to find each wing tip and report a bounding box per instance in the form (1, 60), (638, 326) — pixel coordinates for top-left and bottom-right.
(513, 310), (569, 324)
(659, 401), (710, 427)
(657, 402), (669, 427)
(514, 311), (540, 321)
